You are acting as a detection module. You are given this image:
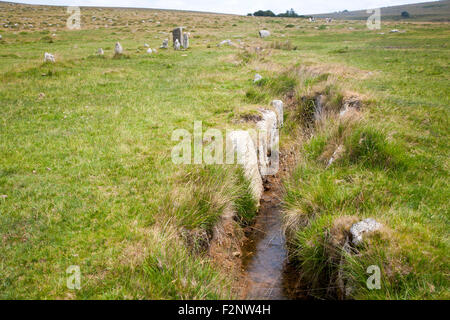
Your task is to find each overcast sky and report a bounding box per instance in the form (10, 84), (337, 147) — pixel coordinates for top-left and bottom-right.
(10, 0), (438, 15)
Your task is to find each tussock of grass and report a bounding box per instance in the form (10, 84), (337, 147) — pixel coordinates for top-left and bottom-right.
(137, 224), (231, 299)
(245, 72), (298, 104)
(162, 164), (257, 235)
(345, 126), (408, 170)
(269, 40), (296, 51)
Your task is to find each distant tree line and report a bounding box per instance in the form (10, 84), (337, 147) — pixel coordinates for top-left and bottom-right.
(248, 8), (311, 18)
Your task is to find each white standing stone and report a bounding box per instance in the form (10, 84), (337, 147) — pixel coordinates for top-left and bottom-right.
(259, 30), (270, 38)
(114, 42), (123, 55)
(227, 131), (263, 202)
(97, 48), (104, 55)
(160, 38), (169, 49)
(44, 52), (55, 63)
(256, 109), (279, 176)
(146, 48), (153, 54)
(253, 73), (262, 83)
(174, 38), (181, 50)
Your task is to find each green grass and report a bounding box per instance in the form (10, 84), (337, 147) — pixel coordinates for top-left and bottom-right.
(0, 2), (448, 300)
(281, 37), (449, 298)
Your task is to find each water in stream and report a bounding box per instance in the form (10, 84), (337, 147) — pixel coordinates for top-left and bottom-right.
(242, 190), (307, 300)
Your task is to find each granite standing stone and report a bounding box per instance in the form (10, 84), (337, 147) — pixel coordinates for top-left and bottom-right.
(172, 27), (183, 46)
(160, 38), (169, 49)
(174, 38), (181, 51)
(114, 42), (123, 55)
(182, 32), (189, 49)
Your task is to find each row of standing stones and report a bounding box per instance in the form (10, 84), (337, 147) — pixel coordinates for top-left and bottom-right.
(40, 28), (271, 63)
(239, 75), (382, 248)
(41, 26), (190, 62)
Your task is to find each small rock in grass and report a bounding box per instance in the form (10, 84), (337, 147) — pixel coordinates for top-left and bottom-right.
(259, 30), (270, 38)
(350, 218), (382, 245)
(390, 29), (399, 33)
(144, 43), (149, 48)
(218, 39), (232, 46)
(253, 73), (262, 83)
(44, 52), (55, 63)
(97, 48), (104, 55)
(146, 48), (153, 54)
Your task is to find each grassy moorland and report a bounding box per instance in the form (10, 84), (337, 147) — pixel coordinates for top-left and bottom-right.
(0, 2), (449, 299)
(314, 0), (450, 22)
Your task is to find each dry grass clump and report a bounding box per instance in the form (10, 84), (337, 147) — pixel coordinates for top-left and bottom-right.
(269, 40), (296, 51)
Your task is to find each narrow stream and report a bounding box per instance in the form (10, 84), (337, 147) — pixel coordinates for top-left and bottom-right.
(241, 188), (307, 300)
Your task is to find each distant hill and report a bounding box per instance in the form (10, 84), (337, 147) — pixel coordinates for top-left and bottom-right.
(313, 0), (450, 21)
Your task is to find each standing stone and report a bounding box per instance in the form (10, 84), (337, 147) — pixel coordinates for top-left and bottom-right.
(257, 109), (279, 176)
(97, 48), (104, 55)
(227, 131), (263, 202)
(258, 30), (270, 38)
(172, 27), (183, 46)
(160, 38), (169, 49)
(44, 52), (55, 63)
(147, 48), (153, 54)
(174, 38), (181, 51)
(271, 100), (284, 128)
(114, 42), (123, 55)
(182, 32), (189, 49)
